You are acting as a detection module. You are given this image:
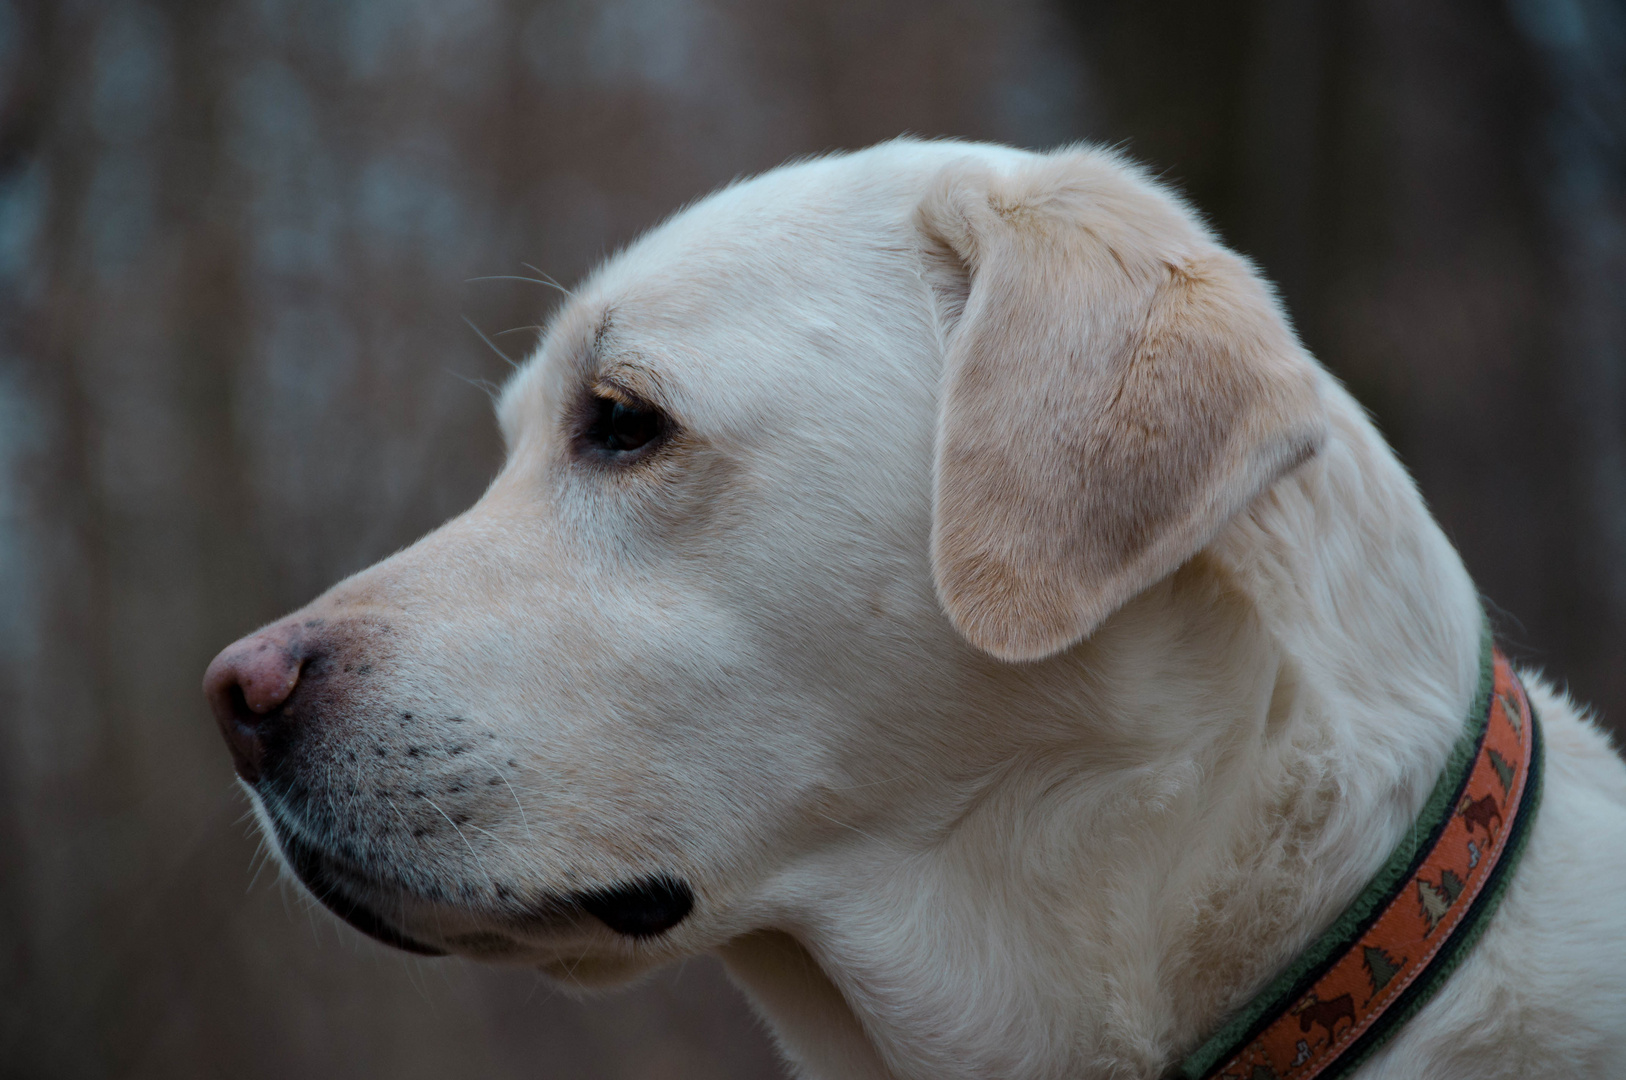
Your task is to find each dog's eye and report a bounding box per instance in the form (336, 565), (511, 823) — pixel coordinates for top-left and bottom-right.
(583, 394), (666, 456)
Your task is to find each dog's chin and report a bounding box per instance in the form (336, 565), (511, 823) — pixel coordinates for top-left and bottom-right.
(265, 813), (451, 957)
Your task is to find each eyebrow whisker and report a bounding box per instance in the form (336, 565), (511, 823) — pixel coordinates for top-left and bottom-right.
(446, 368), (501, 405)
(461, 315), (520, 370)
(520, 264), (576, 298)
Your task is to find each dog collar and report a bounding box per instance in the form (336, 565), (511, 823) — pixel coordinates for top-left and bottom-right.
(1175, 631), (1543, 1080)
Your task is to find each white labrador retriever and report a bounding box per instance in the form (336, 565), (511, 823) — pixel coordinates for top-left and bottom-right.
(204, 139), (1626, 1079)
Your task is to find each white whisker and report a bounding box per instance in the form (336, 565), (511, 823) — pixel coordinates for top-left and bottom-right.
(460, 315), (519, 369)
(520, 262), (576, 298)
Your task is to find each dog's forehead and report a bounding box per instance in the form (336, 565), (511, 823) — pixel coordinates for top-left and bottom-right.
(499, 141), (1035, 442)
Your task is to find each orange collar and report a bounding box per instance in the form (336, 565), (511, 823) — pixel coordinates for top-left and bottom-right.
(1177, 633), (1543, 1080)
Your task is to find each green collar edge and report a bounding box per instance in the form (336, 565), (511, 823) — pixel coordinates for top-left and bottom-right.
(1175, 619), (1497, 1080)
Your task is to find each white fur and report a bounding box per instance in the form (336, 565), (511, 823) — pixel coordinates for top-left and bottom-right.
(247, 140), (1626, 1078)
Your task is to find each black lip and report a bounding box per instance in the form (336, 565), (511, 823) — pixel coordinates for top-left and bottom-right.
(266, 814), (448, 957)
(574, 875), (694, 938)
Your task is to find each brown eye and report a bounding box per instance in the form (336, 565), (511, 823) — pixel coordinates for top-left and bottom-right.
(584, 395), (667, 456)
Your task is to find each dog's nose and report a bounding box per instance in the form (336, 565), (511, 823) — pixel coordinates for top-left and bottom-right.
(203, 625), (307, 784)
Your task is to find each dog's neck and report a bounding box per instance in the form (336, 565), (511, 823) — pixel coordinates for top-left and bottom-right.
(722, 382), (1485, 1080)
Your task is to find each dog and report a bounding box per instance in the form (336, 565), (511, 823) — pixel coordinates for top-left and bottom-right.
(204, 139), (1626, 1078)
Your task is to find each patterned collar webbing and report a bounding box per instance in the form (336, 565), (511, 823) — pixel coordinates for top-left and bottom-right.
(1175, 629), (1543, 1080)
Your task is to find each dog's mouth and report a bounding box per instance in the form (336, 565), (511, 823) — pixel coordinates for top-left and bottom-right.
(267, 813), (451, 956)
(260, 801), (697, 957)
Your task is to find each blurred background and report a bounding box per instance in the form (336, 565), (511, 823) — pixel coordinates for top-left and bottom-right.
(1, 0), (1622, 1076)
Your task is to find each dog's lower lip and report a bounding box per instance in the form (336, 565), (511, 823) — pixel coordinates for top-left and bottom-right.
(267, 814), (448, 957)
(259, 804), (692, 949)
(573, 875), (694, 938)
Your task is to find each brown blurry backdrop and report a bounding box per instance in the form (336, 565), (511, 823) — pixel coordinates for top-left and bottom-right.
(0, 1), (1621, 1077)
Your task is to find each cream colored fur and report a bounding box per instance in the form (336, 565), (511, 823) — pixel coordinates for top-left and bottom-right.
(248, 140), (1626, 1078)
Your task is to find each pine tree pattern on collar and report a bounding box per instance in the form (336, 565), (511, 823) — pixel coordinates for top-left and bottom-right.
(1176, 641), (1543, 1080)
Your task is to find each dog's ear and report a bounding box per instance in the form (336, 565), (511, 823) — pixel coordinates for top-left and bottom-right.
(918, 151), (1326, 662)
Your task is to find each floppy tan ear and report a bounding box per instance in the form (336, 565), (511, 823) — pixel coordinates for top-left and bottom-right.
(919, 149), (1326, 662)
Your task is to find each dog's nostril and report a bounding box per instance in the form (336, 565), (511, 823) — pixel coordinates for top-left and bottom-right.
(226, 681), (256, 725)
(203, 627), (314, 784)
(210, 672), (277, 785)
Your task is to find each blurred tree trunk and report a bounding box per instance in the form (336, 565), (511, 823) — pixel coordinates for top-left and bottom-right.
(1513, 0), (1626, 731)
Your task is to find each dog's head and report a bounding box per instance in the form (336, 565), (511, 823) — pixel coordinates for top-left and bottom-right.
(204, 140), (1324, 985)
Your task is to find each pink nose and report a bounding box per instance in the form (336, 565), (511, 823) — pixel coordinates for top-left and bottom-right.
(203, 623), (308, 783)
